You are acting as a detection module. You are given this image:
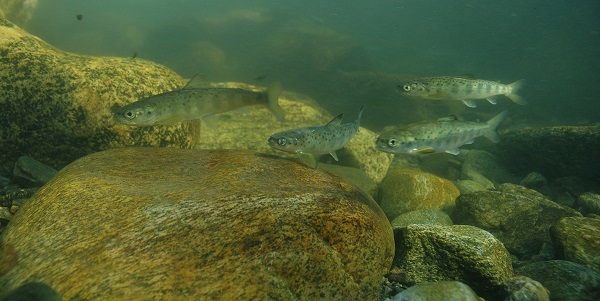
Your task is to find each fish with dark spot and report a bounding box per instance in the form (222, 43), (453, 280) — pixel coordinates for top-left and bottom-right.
(376, 111), (508, 155)
(398, 75), (526, 108)
(268, 106), (363, 168)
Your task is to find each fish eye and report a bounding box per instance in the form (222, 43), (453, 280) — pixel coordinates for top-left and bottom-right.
(125, 111), (135, 119)
(403, 85), (411, 92)
(388, 138), (397, 147)
(277, 138), (287, 146)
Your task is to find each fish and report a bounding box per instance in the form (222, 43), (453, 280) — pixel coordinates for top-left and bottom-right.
(375, 110), (508, 155)
(268, 106), (364, 168)
(114, 79), (285, 126)
(397, 76), (526, 108)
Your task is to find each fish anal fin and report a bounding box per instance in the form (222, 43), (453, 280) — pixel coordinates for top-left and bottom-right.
(484, 131), (501, 143)
(326, 114), (344, 126)
(329, 150), (339, 161)
(445, 148), (461, 155)
(486, 97), (497, 105)
(298, 152), (318, 168)
(461, 99), (477, 108)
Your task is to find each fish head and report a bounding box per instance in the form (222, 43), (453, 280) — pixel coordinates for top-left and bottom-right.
(113, 104), (159, 126)
(375, 130), (420, 154)
(397, 80), (428, 97)
(268, 130), (303, 153)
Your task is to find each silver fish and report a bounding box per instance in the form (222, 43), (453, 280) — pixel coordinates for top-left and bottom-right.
(268, 106), (363, 168)
(397, 76), (525, 108)
(114, 80), (284, 126)
(376, 111), (508, 155)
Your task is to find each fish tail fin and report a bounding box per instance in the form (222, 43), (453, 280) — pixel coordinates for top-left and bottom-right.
(506, 79), (527, 105)
(484, 110), (508, 143)
(266, 81), (285, 121)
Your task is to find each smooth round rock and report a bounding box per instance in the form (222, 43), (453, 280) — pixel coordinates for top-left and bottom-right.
(0, 148), (394, 300)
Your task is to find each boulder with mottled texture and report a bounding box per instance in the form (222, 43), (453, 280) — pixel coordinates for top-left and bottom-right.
(551, 217), (600, 270)
(0, 148), (394, 301)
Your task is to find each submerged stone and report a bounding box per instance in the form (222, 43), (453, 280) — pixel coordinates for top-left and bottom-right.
(0, 148), (394, 300)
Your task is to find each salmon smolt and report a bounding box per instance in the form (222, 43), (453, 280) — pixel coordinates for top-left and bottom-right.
(375, 111), (508, 155)
(113, 80), (285, 126)
(397, 76), (526, 108)
(268, 106), (363, 168)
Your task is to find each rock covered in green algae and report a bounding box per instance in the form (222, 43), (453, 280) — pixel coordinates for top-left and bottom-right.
(452, 183), (582, 259)
(392, 224), (513, 299)
(497, 126), (600, 180)
(389, 281), (480, 301)
(0, 18), (191, 169)
(515, 260), (600, 301)
(390, 209), (453, 228)
(377, 168), (460, 220)
(551, 217), (600, 270)
(0, 148), (394, 301)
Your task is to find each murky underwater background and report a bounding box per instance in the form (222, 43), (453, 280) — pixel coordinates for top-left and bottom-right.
(16, 0), (600, 131)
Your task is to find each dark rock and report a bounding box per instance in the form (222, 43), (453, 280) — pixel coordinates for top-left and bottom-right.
(0, 282), (60, 301)
(0, 148), (394, 300)
(515, 260), (600, 301)
(452, 183), (582, 258)
(520, 172), (548, 189)
(501, 276), (549, 301)
(551, 217), (600, 270)
(577, 193), (600, 216)
(392, 224), (512, 299)
(12, 156), (57, 187)
(497, 126), (600, 180)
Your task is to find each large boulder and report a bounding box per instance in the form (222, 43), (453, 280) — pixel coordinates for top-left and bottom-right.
(377, 168), (460, 219)
(452, 183), (582, 258)
(551, 217), (600, 270)
(497, 126), (600, 180)
(0, 148), (394, 300)
(392, 224), (513, 299)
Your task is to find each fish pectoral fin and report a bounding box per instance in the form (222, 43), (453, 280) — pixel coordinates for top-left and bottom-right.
(414, 147), (436, 154)
(232, 107), (251, 114)
(486, 97), (497, 105)
(201, 114), (220, 128)
(445, 148), (461, 155)
(297, 152), (318, 169)
(464, 140), (475, 145)
(326, 114), (344, 126)
(461, 99), (477, 108)
(329, 150), (339, 161)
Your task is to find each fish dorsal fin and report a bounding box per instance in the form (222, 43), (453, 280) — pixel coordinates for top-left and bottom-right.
(326, 113), (344, 126)
(455, 74), (475, 79)
(183, 74), (211, 89)
(437, 115), (459, 122)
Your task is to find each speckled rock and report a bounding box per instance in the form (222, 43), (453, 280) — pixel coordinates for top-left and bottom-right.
(392, 224), (513, 299)
(501, 276), (549, 301)
(454, 179), (488, 194)
(497, 126), (600, 180)
(578, 192), (600, 215)
(452, 183), (582, 259)
(390, 281), (480, 301)
(0, 18), (190, 169)
(551, 217), (600, 270)
(377, 168), (460, 219)
(0, 148), (394, 300)
(515, 260), (600, 301)
(390, 209), (453, 228)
